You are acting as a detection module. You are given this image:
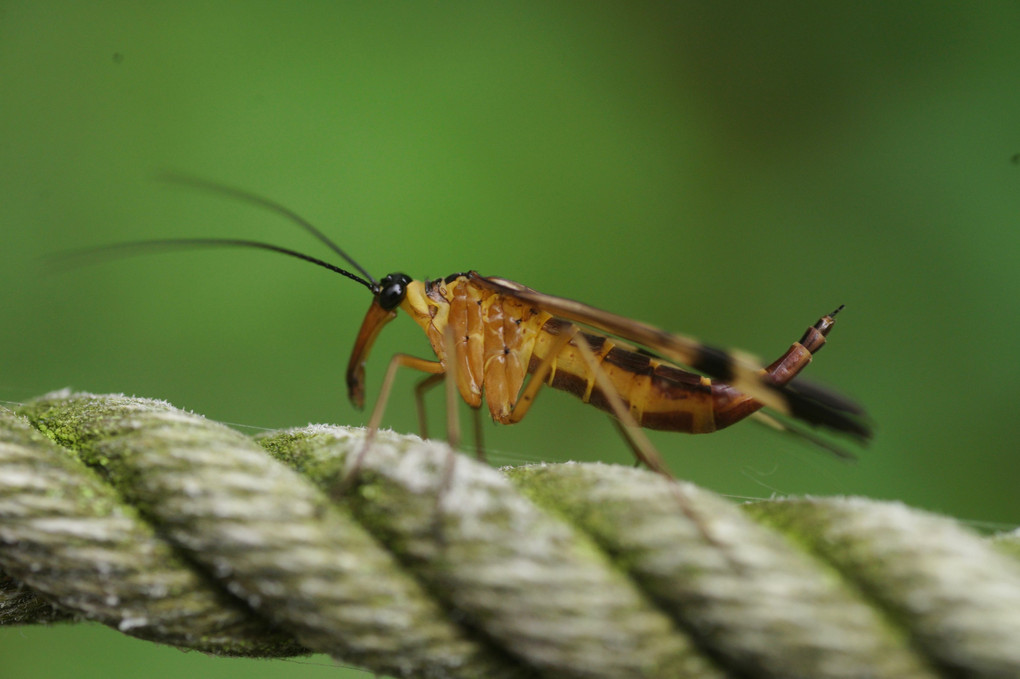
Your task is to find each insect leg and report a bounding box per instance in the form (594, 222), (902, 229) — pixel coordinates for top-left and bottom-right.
(471, 407), (486, 463)
(368, 355), (445, 434)
(507, 323), (672, 476)
(434, 324), (461, 540)
(443, 323), (461, 452)
(568, 331), (673, 478)
(607, 419), (650, 468)
(414, 373), (445, 439)
(506, 327), (576, 424)
(568, 332), (738, 554)
(414, 372), (487, 460)
(338, 354), (444, 492)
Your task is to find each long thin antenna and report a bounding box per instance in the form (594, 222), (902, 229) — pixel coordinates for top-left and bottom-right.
(59, 239), (376, 292)
(158, 173), (379, 287)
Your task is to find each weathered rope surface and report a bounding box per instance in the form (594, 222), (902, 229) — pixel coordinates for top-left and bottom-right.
(1, 392), (1018, 679)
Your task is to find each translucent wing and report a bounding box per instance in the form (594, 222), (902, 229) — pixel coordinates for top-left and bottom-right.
(469, 272), (871, 442)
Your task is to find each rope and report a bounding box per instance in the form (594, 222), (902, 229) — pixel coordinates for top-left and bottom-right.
(0, 392), (1017, 679)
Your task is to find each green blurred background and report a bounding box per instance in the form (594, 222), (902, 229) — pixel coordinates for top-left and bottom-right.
(2, 3), (1018, 677)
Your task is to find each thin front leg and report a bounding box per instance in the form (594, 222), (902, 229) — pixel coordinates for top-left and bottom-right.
(338, 353), (444, 493)
(414, 371), (486, 459)
(443, 323), (461, 452)
(368, 354), (445, 433)
(436, 323), (461, 530)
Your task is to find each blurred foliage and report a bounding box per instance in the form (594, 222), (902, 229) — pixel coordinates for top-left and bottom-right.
(2, 3), (1018, 677)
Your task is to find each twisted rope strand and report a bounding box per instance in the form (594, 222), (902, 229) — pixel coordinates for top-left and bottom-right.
(746, 497), (1020, 678)
(11, 392), (528, 679)
(504, 464), (937, 678)
(260, 426), (721, 679)
(0, 405), (303, 656)
(1, 391), (1018, 679)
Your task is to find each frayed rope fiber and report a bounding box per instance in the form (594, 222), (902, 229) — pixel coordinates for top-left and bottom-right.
(1, 392), (1019, 679)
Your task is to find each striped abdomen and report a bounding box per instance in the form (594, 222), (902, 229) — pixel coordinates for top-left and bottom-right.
(528, 316), (833, 434)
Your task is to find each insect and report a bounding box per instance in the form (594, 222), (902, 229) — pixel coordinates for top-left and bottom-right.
(82, 176), (871, 476)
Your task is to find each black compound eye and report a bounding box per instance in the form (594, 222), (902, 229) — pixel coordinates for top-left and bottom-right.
(378, 272), (411, 310)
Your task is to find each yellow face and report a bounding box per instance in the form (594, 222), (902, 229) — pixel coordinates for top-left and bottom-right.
(399, 279), (452, 362)
(399, 280), (436, 328)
